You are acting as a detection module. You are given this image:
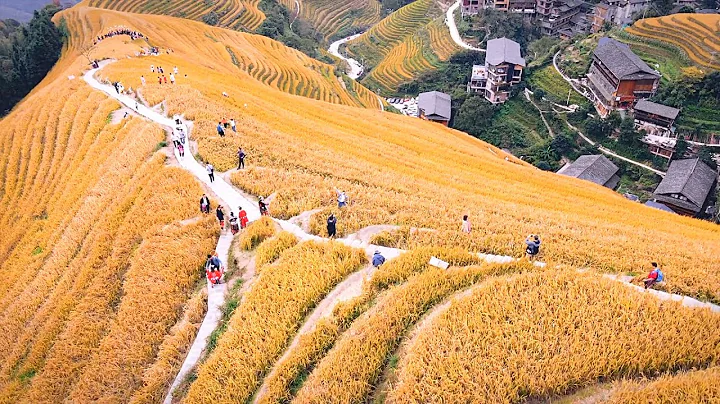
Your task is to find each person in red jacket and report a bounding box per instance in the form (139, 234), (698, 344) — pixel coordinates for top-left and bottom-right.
(238, 206), (249, 229)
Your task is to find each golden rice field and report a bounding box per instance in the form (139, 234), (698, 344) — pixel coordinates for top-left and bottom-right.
(277, 0), (382, 39)
(2, 3), (720, 402)
(0, 20), (217, 401)
(627, 14), (720, 70)
(388, 270), (720, 402)
(87, 0), (265, 30)
(347, 1), (459, 91)
(606, 366), (720, 403)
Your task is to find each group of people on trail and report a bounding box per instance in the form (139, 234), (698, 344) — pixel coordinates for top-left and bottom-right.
(205, 252), (224, 288)
(148, 65), (181, 86)
(200, 194), (249, 232)
(93, 26), (147, 45)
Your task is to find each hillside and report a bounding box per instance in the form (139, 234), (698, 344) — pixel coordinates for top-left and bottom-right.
(1, 3), (720, 403)
(346, 0), (460, 92)
(277, 0), (382, 40)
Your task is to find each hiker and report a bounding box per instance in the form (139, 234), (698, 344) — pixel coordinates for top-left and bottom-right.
(327, 213), (337, 238)
(150, 65), (155, 73)
(238, 206), (249, 229)
(173, 66), (179, 74)
(230, 118), (237, 133)
(163, 75), (167, 84)
(372, 250), (386, 268)
(200, 194), (210, 214)
(336, 189), (348, 208)
(237, 147), (246, 169)
(229, 212), (240, 235)
(140, 75), (146, 86)
(525, 234), (541, 261)
(644, 262), (664, 289)
(178, 142), (185, 157)
(222, 117), (229, 129)
(207, 163), (215, 183)
(169, 73), (175, 84)
(216, 205), (225, 230)
(158, 76), (162, 85)
(461, 215), (471, 233)
(158, 66), (164, 74)
(217, 122), (225, 138)
(113, 82), (120, 94)
(171, 131), (180, 148)
(259, 197), (269, 216)
(205, 253), (224, 287)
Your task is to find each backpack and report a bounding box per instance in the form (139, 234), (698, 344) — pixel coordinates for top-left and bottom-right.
(526, 244), (539, 255)
(655, 269), (664, 282)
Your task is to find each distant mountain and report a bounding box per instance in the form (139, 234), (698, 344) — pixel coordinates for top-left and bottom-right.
(0, 0), (80, 22)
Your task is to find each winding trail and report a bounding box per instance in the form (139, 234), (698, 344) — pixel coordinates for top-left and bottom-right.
(83, 59), (715, 402)
(327, 34), (364, 79)
(445, 1), (485, 52)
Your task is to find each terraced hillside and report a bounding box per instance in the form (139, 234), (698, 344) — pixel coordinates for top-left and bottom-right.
(2, 3), (720, 403)
(626, 14), (720, 71)
(277, 0), (383, 40)
(347, 0), (459, 92)
(87, 0), (265, 30)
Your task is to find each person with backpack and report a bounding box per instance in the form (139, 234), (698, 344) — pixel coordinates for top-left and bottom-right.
(327, 213), (337, 238)
(217, 122), (225, 138)
(258, 197), (269, 216)
(644, 262), (664, 289)
(525, 234), (541, 261)
(461, 215), (471, 233)
(372, 250), (386, 268)
(237, 147), (246, 169)
(216, 205), (225, 230)
(200, 194), (210, 214)
(206, 163), (215, 183)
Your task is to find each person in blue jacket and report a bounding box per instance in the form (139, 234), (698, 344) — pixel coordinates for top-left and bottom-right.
(372, 250), (386, 268)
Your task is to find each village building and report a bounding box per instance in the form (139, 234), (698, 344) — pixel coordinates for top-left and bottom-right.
(536, 0), (586, 36)
(469, 37), (525, 104)
(635, 100), (681, 159)
(417, 91), (452, 126)
(653, 158), (717, 216)
(557, 154), (621, 189)
(461, 0), (482, 15)
(591, 0), (651, 31)
(586, 38), (660, 117)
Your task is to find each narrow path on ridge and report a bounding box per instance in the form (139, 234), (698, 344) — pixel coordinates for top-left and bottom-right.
(445, 1), (486, 52)
(83, 59), (716, 401)
(327, 34), (364, 79)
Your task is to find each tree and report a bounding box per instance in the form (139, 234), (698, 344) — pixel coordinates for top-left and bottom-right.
(697, 146), (718, 170)
(618, 118), (638, 145)
(452, 96), (498, 139)
(673, 137), (688, 160)
(532, 88), (545, 101)
(202, 11), (219, 26)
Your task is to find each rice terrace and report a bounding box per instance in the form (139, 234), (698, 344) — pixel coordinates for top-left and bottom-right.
(1, 0), (720, 403)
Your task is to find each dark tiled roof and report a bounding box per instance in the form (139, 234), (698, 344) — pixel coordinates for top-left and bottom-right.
(557, 154), (620, 187)
(418, 91), (451, 121)
(486, 37), (526, 67)
(654, 158), (717, 212)
(635, 100), (680, 120)
(644, 200), (677, 213)
(593, 38), (660, 80)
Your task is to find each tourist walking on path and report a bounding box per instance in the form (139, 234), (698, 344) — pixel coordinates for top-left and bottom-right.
(372, 250), (386, 267)
(177, 142), (185, 157)
(171, 131), (180, 148)
(230, 119), (236, 133)
(140, 75), (145, 86)
(216, 205), (225, 230)
(327, 213), (337, 238)
(163, 75), (167, 84)
(259, 197), (269, 216)
(173, 66), (179, 74)
(169, 73), (175, 84)
(207, 163), (215, 183)
(200, 194), (210, 214)
(222, 117), (229, 129)
(461, 215), (471, 233)
(525, 234), (541, 261)
(644, 262), (664, 289)
(237, 147), (246, 169)
(336, 189), (348, 208)
(238, 206), (248, 229)
(158, 76), (162, 85)
(217, 122), (225, 138)
(229, 212), (240, 235)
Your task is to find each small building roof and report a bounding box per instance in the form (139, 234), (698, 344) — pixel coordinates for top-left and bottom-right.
(635, 100), (680, 120)
(593, 38), (659, 80)
(557, 154), (620, 187)
(486, 37), (526, 67)
(654, 158), (717, 212)
(471, 64), (487, 80)
(417, 91), (451, 121)
(644, 200), (677, 213)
